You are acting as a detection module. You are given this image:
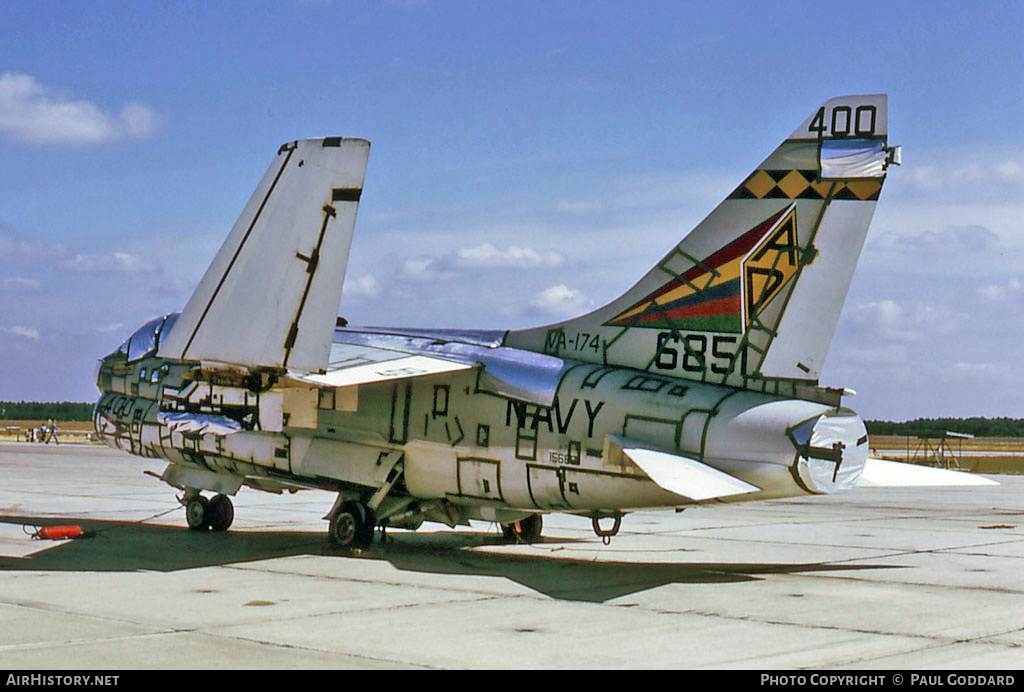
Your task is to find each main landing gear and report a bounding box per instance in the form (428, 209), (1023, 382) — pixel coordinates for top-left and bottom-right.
(325, 461), (403, 549)
(327, 500), (376, 549)
(183, 491), (234, 532)
(500, 514), (543, 543)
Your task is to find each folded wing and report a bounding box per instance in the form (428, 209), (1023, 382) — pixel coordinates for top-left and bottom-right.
(159, 137), (370, 374)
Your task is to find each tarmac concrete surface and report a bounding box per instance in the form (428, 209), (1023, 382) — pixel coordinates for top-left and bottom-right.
(0, 442), (1021, 670)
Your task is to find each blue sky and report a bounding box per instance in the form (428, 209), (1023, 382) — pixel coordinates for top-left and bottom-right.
(1, 1), (1022, 421)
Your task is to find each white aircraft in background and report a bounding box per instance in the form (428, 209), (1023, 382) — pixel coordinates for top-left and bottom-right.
(93, 95), (994, 548)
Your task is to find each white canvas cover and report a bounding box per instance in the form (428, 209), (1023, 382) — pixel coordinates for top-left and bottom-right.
(820, 138), (888, 179)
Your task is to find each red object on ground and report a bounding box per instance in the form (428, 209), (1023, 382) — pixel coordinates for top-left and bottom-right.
(32, 525), (95, 540)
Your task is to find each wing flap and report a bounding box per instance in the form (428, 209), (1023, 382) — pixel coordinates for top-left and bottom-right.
(295, 354), (473, 388)
(857, 458), (999, 487)
(609, 435), (760, 501)
(289, 341), (474, 388)
(328, 328), (568, 403)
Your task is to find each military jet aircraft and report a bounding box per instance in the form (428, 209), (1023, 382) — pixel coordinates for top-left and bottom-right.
(93, 94), (994, 548)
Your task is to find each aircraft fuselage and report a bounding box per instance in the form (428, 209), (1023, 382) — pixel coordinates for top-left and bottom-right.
(94, 333), (868, 531)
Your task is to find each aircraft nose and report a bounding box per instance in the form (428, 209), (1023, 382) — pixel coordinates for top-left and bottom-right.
(790, 409), (869, 494)
(93, 357), (105, 394)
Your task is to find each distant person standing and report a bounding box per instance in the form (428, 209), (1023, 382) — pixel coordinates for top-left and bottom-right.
(45, 419), (59, 445)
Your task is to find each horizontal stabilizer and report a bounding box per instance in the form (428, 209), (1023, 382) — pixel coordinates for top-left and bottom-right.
(857, 458), (999, 487)
(610, 435), (760, 501)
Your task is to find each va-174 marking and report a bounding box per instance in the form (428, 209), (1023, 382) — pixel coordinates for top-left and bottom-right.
(92, 95), (994, 549)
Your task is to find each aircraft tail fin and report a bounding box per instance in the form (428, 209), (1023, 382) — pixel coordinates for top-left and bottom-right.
(506, 96), (898, 402)
(158, 137), (370, 374)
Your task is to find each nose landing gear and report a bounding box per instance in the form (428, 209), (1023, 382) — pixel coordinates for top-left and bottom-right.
(185, 494), (210, 531)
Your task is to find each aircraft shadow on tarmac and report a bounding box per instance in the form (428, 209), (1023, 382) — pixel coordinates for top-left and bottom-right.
(0, 515), (898, 603)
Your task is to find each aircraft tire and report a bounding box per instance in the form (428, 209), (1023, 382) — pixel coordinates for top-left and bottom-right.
(208, 494), (234, 532)
(501, 514), (543, 543)
(329, 501), (373, 548)
(186, 495), (211, 531)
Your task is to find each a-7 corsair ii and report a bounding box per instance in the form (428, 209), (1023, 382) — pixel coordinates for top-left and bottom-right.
(94, 95), (993, 548)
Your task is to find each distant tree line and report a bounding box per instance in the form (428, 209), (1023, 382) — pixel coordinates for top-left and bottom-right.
(866, 417), (1024, 438)
(0, 401), (94, 422)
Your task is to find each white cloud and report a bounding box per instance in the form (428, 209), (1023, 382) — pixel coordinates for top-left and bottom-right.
(556, 199), (605, 215)
(833, 342), (912, 370)
(398, 242), (563, 282)
(977, 278), (1021, 301)
(908, 165), (942, 191)
(119, 102), (161, 138)
(951, 163), (984, 182)
(869, 225), (998, 255)
(3, 325), (40, 341)
(343, 274), (380, 299)
(996, 160), (1023, 181)
(452, 243), (563, 269)
(903, 152), (1024, 193)
(0, 73), (160, 144)
(529, 284), (592, 318)
(61, 252), (154, 274)
(0, 234), (67, 259)
(400, 257), (455, 283)
(953, 361), (998, 375)
(3, 277), (40, 290)
(846, 299), (958, 345)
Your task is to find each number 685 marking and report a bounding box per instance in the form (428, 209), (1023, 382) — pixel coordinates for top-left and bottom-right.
(809, 104), (877, 138)
(655, 333), (747, 375)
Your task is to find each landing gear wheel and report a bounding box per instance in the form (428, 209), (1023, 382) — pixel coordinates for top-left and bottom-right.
(185, 495), (211, 531)
(500, 514), (543, 543)
(208, 494), (234, 532)
(329, 501), (374, 548)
